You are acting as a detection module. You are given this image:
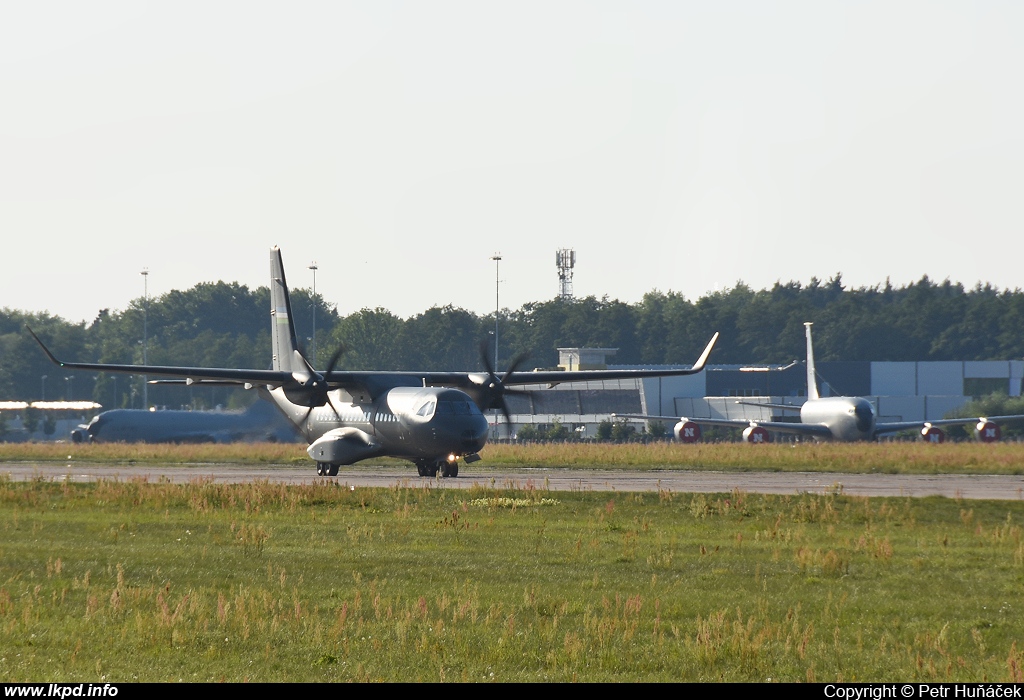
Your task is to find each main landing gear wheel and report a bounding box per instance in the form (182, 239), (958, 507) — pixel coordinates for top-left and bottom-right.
(316, 463), (339, 477)
(416, 462), (430, 477)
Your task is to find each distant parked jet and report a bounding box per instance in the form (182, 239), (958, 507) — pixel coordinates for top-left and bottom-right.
(616, 322), (1024, 443)
(71, 399), (301, 444)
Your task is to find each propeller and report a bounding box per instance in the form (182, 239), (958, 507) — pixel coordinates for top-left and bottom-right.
(296, 344), (347, 429)
(479, 340), (531, 426)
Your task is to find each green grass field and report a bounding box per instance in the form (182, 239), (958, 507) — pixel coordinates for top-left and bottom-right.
(3, 476), (1024, 681)
(2, 440), (1024, 474)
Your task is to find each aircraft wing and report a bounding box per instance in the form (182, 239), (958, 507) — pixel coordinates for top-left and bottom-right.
(739, 421), (834, 438)
(28, 328), (289, 386)
(490, 333), (719, 387)
(30, 327), (718, 399)
(314, 333), (720, 394)
(31, 327), (439, 394)
(874, 414), (1024, 436)
(612, 413), (835, 438)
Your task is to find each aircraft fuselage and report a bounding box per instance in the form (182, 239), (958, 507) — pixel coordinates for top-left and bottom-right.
(799, 396), (877, 441)
(268, 385), (489, 467)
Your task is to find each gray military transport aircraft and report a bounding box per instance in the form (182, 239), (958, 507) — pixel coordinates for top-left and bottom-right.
(30, 247), (719, 477)
(616, 322), (1024, 444)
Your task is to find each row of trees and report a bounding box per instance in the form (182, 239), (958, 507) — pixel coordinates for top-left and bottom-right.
(2, 274), (1023, 408)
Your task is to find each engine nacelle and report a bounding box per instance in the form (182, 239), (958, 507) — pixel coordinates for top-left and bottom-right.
(673, 420), (702, 443)
(975, 420), (1001, 443)
(742, 425), (771, 444)
(920, 426), (946, 443)
(70, 428), (89, 444)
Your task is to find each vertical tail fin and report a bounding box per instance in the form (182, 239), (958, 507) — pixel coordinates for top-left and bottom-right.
(804, 322), (820, 400)
(270, 247), (313, 376)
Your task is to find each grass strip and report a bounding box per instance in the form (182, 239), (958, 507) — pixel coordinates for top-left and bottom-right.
(2, 477), (1024, 681)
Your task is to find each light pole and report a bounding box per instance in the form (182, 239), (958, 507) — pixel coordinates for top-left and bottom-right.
(65, 375), (74, 401)
(490, 253), (501, 369)
(140, 268), (149, 409)
(308, 261), (318, 367)
(41, 375), (47, 401)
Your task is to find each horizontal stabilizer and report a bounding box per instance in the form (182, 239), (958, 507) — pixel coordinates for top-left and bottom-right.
(149, 379), (249, 387)
(735, 399), (803, 412)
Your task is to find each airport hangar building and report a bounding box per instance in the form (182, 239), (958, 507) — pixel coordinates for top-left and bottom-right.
(494, 348), (1024, 438)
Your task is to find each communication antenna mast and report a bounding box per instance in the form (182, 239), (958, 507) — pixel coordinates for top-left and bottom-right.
(556, 248), (575, 300)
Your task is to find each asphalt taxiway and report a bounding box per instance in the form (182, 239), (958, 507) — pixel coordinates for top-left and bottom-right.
(3, 462), (1024, 500)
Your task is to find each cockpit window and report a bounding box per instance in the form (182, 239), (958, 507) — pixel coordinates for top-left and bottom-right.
(436, 400), (482, 416)
(416, 400), (436, 418)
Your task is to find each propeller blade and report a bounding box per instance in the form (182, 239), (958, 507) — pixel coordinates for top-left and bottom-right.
(319, 344), (347, 424)
(288, 343), (347, 413)
(479, 339), (497, 379)
(323, 344), (347, 376)
(324, 392), (343, 424)
(479, 340), (532, 421)
(501, 351), (530, 383)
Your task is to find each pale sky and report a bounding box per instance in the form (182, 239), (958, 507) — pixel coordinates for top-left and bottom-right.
(2, 1), (1022, 323)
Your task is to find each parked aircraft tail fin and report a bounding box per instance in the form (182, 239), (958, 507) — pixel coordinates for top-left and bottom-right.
(804, 322), (820, 400)
(270, 246), (313, 376)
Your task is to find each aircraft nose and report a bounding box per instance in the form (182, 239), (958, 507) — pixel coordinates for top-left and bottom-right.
(435, 414), (488, 452)
(854, 404), (874, 432)
(462, 419), (489, 451)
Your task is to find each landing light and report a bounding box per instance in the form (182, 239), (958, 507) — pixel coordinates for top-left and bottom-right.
(447, 453), (457, 463)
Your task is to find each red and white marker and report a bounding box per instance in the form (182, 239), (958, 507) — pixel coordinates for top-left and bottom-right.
(975, 420), (1001, 443)
(742, 425), (771, 444)
(674, 420), (702, 443)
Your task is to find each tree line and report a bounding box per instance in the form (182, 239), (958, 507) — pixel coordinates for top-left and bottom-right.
(2, 274), (1023, 409)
